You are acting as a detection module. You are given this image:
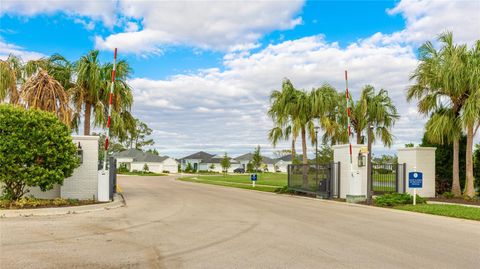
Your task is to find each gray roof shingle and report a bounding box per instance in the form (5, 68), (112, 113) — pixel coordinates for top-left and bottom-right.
(114, 149), (170, 163)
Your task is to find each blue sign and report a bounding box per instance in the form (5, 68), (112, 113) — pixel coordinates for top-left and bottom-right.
(408, 172), (423, 188)
(250, 174), (257, 181)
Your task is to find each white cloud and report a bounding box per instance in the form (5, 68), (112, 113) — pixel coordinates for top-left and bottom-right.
(129, 35), (420, 157)
(0, 0), (117, 27)
(95, 0), (304, 54)
(383, 0), (480, 45)
(0, 39), (45, 61)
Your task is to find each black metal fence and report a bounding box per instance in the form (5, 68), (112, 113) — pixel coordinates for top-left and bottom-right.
(370, 163), (406, 194)
(109, 157), (117, 200)
(287, 162), (340, 198)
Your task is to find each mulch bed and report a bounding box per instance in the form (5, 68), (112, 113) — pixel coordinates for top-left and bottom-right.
(428, 197), (480, 206)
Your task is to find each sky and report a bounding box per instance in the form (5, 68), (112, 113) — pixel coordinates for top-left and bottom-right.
(1, 0), (479, 158)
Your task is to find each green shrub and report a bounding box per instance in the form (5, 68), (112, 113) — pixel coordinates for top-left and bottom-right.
(442, 192), (455, 199)
(0, 105), (80, 200)
(374, 193), (426, 207)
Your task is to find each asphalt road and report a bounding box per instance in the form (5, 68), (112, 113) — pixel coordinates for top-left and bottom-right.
(1, 175), (479, 269)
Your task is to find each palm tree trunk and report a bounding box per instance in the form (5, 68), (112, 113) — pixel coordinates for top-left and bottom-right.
(84, 101), (92, 135)
(291, 138), (296, 161)
(464, 125), (475, 198)
(356, 131), (362, 144)
(451, 137), (461, 197)
(301, 127), (308, 188)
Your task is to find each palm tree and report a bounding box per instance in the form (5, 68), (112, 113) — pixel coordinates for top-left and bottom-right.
(350, 85), (399, 146)
(71, 50), (103, 135)
(20, 69), (72, 125)
(268, 79), (300, 161)
(0, 55), (22, 104)
(461, 40), (480, 198)
(71, 50), (134, 136)
(323, 85), (399, 147)
(407, 32), (470, 197)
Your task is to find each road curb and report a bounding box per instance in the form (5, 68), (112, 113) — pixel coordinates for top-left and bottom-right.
(0, 193), (126, 218)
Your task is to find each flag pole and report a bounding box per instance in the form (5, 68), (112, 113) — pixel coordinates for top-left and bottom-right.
(345, 70), (353, 179)
(103, 48), (117, 171)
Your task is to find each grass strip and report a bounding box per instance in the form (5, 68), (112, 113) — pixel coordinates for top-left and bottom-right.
(394, 204), (480, 221)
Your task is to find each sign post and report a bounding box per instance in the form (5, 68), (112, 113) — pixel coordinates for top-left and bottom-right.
(408, 169), (423, 205)
(251, 173), (257, 188)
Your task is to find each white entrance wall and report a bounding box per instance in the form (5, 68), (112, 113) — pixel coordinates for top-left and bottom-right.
(28, 135), (100, 200)
(397, 147), (436, 197)
(333, 144), (368, 199)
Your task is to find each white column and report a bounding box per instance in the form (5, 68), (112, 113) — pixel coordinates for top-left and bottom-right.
(397, 147), (436, 198)
(333, 144), (368, 201)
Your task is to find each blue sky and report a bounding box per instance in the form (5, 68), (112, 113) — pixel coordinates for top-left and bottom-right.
(1, 0), (479, 157)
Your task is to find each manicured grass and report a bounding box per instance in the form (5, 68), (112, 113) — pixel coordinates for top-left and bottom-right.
(118, 171), (168, 176)
(178, 173), (287, 193)
(394, 204), (480, 221)
(372, 173), (395, 183)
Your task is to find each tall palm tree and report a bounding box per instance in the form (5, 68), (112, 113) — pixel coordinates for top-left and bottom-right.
(71, 50), (134, 136)
(323, 85), (399, 147)
(20, 69), (72, 125)
(71, 50), (103, 135)
(268, 79), (300, 161)
(0, 55), (22, 104)
(461, 39), (480, 198)
(407, 32), (470, 197)
(350, 85), (399, 146)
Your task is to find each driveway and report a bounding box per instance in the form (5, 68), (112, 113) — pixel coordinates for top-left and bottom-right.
(1, 175), (479, 268)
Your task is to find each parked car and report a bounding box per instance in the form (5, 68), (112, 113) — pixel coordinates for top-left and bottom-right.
(233, 167), (245, 173)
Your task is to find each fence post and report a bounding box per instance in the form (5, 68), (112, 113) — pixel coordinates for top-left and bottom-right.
(403, 163), (406, 193)
(287, 164), (291, 188)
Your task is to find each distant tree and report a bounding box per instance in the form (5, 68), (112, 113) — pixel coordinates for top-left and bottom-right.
(251, 145), (263, 172)
(246, 162), (254, 173)
(185, 163), (193, 173)
(405, 143), (415, 148)
(127, 119), (154, 150)
(0, 105), (79, 200)
(315, 143), (334, 164)
(146, 149), (159, 156)
(220, 153), (231, 176)
(209, 163), (215, 171)
(142, 163), (149, 174)
(96, 133), (126, 163)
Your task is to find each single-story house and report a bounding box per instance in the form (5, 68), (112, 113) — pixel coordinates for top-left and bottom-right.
(180, 151), (214, 171)
(235, 153), (276, 172)
(115, 149), (178, 174)
(274, 154), (293, 173)
(180, 151), (242, 172)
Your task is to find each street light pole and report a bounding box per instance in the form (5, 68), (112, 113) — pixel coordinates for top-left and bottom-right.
(314, 126), (320, 192)
(367, 124), (374, 204)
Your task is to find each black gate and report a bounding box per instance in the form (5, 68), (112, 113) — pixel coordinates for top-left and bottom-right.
(370, 163), (406, 194)
(287, 162), (340, 198)
(108, 156), (117, 200)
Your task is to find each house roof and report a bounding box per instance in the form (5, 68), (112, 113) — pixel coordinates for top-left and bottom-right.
(114, 149), (171, 163)
(234, 153), (275, 164)
(180, 151), (214, 161)
(203, 156), (239, 164)
(276, 154), (293, 162)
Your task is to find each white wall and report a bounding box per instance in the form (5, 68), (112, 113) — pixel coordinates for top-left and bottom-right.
(61, 135), (99, 200)
(333, 144), (368, 199)
(398, 147), (436, 197)
(162, 158), (179, 174)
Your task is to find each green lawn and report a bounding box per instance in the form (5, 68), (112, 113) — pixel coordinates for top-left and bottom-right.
(394, 204), (480, 221)
(118, 171), (168, 176)
(178, 173), (287, 192)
